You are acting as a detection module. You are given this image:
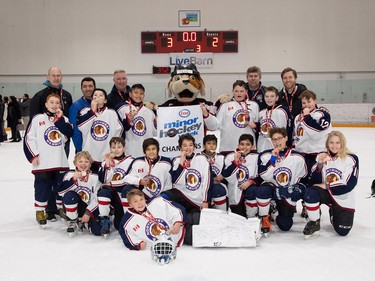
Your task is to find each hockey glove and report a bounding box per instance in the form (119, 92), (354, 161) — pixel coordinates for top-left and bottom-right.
(275, 183), (306, 202)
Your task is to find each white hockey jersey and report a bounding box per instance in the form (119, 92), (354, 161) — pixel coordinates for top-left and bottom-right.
(294, 108), (332, 154)
(119, 197), (185, 250)
(78, 107), (123, 163)
(258, 105), (291, 152)
(259, 148), (307, 187)
(117, 103), (157, 157)
(222, 151), (259, 205)
(24, 113), (72, 173)
(99, 155), (134, 188)
(311, 154), (359, 211)
(172, 154), (211, 206)
(58, 171), (102, 214)
(124, 156), (173, 198)
(204, 100), (259, 152)
(200, 152), (227, 191)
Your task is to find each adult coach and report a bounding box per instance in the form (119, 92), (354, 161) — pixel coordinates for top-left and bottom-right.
(107, 69), (131, 109)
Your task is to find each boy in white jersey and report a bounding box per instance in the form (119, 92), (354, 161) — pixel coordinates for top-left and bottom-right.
(203, 80), (259, 154)
(256, 128), (307, 236)
(97, 137), (134, 236)
(222, 134), (260, 218)
(57, 151), (102, 236)
(122, 138), (173, 204)
(24, 93), (73, 227)
(78, 88), (123, 173)
(118, 189), (186, 250)
(257, 86), (292, 152)
(116, 84), (157, 158)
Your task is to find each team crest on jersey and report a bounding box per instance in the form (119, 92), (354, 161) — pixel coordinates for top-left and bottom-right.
(211, 165), (221, 177)
(75, 186), (91, 204)
(296, 125), (304, 137)
(132, 116), (147, 136)
(111, 168), (127, 181)
(185, 169), (202, 191)
(325, 168), (342, 183)
(91, 120), (110, 141)
(144, 175), (162, 196)
(274, 167), (292, 186)
(260, 119), (276, 135)
(232, 109), (249, 128)
(44, 126), (62, 146)
(145, 218), (168, 240)
(236, 165), (250, 185)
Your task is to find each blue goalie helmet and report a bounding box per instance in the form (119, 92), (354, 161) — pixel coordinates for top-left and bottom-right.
(150, 233), (177, 265)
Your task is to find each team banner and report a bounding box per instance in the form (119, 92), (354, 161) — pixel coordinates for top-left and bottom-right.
(157, 105), (204, 158)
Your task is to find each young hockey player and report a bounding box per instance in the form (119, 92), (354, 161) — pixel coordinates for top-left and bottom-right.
(122, 138), (172, 204)
(24, 93), (73, 227)
(161, 134), (212, 213)
(116, 84), (157, 158)
(256, 128), (307, 236)
(294, 90), (332, 218)
(257, 86), (292, 152)
(57, 151), (102, 236)
(118, 189), (186, 250)
(303, 131), (359, 239)
(200, 134), (227, 211)
(97, 137), (134, 236)
(221, 134), (260, 218)
(203, 80), (259, 154)
(78, 88), (123, 173)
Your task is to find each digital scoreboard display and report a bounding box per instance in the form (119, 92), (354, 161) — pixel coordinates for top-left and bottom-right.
(141, 31), (238, 53)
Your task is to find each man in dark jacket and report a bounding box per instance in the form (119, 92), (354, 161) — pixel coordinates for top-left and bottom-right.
(107, 69), (131, 109)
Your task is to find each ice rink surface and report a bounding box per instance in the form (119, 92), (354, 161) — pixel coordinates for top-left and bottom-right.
(0, 127), (374, 281)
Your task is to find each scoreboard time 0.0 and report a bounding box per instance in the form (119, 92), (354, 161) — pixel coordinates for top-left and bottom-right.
(141, 31), (238, 53)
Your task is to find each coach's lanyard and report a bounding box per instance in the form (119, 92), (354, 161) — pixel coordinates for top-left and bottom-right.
(284, 86), (297, 112)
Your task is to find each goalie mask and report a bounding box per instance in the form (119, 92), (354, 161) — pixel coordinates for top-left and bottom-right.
(150, 233), (177, 265)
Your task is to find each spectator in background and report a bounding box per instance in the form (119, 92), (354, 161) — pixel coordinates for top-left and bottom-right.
(107, 69), (131, 109)
(20, 94), (30, 129)
(3, 96), (9, 131)
(0, 95), (4, 142)
(7, 96), (22, 142)
(69, 77), (96, 153)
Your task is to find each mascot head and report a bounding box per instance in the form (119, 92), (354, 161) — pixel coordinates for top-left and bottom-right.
(168, 63), (205, 103)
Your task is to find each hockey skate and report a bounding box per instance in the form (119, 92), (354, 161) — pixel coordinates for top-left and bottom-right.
(45, 211), (57, 222)
(300, 201), (308, 219)
(260, 215), (272, 238)
(67, 220), (79, 237)
(269, 201), (278, 222)
(100, 216), (111, 238)
(36, 210), (47, 228)
(57, 208), (67, 221)
(303, 219), (320, 240)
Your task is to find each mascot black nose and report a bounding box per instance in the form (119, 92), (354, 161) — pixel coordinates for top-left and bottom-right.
(183, 80), (189, 85)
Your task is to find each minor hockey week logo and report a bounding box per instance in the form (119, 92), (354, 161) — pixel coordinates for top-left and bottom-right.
(274, 167), (292, 186)
(232, 109), (249, 128)
(91, 120), (110, 141)
(145, 218), (169, 240)
(185, 169), (202, 191)
(44, 126), (62, 146)
(131, 116), (147, 136)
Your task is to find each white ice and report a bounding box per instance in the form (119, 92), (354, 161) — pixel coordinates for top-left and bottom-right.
(1, 127), (374, 281)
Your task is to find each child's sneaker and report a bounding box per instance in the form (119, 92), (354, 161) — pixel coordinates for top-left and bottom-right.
(36, 211), (47, 227)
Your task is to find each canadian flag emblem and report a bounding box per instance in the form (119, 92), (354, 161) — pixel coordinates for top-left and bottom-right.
(138, 168), (144, 173)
